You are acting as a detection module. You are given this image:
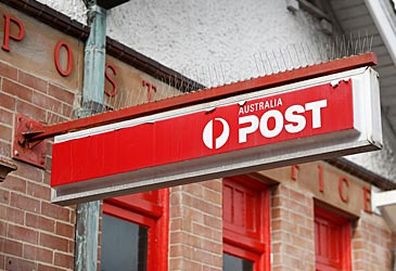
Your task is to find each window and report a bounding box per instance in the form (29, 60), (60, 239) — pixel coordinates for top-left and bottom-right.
(101, 190), (169, 271)
(315, 206), (351, 271)
(223, 176), (270, 271)
(101, 214), (148, 271)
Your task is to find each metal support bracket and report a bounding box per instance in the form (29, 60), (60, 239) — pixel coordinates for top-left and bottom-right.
(13, 114), (47, 168)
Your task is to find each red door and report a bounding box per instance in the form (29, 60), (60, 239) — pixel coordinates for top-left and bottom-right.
(315, 206), (351, 271)
(223, 176), (270, 271)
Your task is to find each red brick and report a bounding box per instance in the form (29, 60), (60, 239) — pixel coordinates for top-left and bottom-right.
(0, 188), (10, 204)
(18, 71), (48, 93)
(0, 238), (23, 256)
(202, 180), (222, 192)
(0, 141), (11, 157)
(69, 209), (76, 224)
(48, 84), (75, 105)
(38, 263), (65, 271)
(0, 204), (4, 219)
(193, 250), (221, 266)
(0, 92), (16, 110)
(0, 61), (18, 80)
(23, 244), (53, 263)
(46, 112), (67, 125)
(169, 258), (183, 270)
(203, 188), (221, 205)
(39, 232), (68, 252)
(0, 124), (12, 142)
(26, 213), (55, 233)
(68, 240), (75, 253)
(192, 223), (220, 240)
(16, 100), (46, 122)
(41, 202), (69, 222)
(27, 182), (51, 201)
(46, 141), (53, 154)
(182, 194), (221, 217)
(0, 206), (24, 225)
(0, 220), (6, 236)
(2, 175), (26, 193)
(8, 224), (39, 244)
(5, 256), (36, 271)
(203, 266), (221, 271)
(183, 183), (204, 197)
(10, 192), (40, 213)
(0, 255), (4, 270)
(54, 252), (74, 269)
(45, 156), (52, 170)
(43, 172), (50, 185)
(13, 162), (43, 183)
(0, 108), (13, 125)
(32, 91), (62, 114)
(203, 214), (222, 228)
(55, 221), (74, 239)
(170, 218), (182, 231)
(2, 79), (32, 102)
(62, 103), (73, 118)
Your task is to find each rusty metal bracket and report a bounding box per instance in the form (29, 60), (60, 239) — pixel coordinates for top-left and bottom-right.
(13, 114), (47, 168)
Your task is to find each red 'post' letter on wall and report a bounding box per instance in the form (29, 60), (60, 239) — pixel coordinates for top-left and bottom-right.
(338, 176), (350, 203)
(363, 187), (371, 213)
(290, 165), (300, 181)
(2, 14), (25, 52)
(105, 63), (117, 97)
(54, 41), (73, 77)
(317, 164), (324, 193)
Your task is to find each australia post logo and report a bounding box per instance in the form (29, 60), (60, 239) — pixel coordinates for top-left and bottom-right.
(202, 118), (230, 149)
(201, 96), (331, 151)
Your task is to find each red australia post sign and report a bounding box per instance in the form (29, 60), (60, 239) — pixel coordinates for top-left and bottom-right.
(51, 67), (382, 204)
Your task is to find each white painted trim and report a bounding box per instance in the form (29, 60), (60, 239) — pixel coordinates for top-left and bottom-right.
(365, 0), (396, 67)
(372, 190), (396, 208)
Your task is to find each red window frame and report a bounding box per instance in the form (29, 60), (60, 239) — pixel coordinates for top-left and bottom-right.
(223, 176), (271, 271)
(314, 206), (351, 271)
(103, 189), (169, 271)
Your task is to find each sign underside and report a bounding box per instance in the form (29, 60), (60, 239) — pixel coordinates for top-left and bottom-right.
(51, 67), (382, 205)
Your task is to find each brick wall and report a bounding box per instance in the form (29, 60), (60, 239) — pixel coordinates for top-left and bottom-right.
(352, 211), (394, 270)
(0, 60), (77, 270)
(270, 180), (396, 271)
(271, 184), (315, 271)
(169, 180), (223, 271)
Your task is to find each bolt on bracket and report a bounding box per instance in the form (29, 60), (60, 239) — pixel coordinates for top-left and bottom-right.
(12, 114), (47, 169)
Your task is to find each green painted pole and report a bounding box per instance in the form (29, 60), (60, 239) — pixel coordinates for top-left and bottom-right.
(81, 3), (107, 115)
(74, 3), (106, 271)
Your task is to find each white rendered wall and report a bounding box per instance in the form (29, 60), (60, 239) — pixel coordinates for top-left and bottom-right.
(38, 0), (330, 84)
(36, 0), (396, 182)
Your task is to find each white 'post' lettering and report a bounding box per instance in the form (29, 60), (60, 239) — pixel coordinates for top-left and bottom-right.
(239, 115), (259, 143)
(305, 99), (327, 129)
(285, 105), (306, 133)
(260, 110), (283, 138)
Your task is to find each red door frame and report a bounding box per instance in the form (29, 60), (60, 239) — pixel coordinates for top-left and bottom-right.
(314, 206), (352, 271)
(103, 189), (169, 271)
(223, 176), (271, 271)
